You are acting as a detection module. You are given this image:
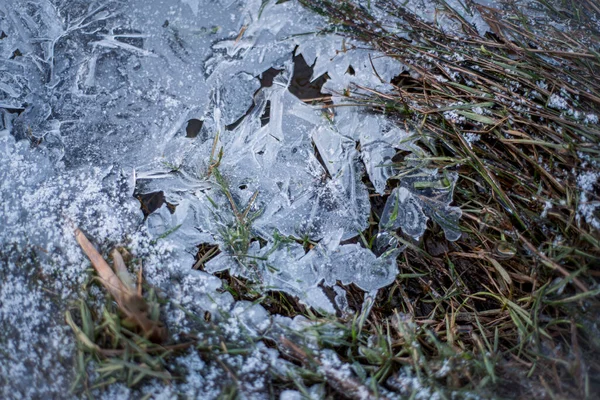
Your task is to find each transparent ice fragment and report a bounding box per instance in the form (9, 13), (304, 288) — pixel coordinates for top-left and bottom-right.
(320, 243), (399, 292)
(297, 35), (405, 99)
(378, 169), (462, 248)
(380, 187), (428, 240)
(231, 301), (272, 336)
(203, 227), (398, 314)
(333, 285), (351, 315)
(180, 72), (372, 242)
(356, 114), (419, 195)
(397, 0), (492, 36)
(401, 169), (462, 241)
(219, 72), (260, 126)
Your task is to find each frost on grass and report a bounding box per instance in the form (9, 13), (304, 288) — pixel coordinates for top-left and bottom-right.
(576, 171), (600, 231)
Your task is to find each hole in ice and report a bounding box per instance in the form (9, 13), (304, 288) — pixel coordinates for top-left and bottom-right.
(136, 191), (176, 218)
(338, 282), (364, 312)
(225, 114), (246, 131)
(260, 100), (271, 127)
(259, 67), (283, 88)
(318, 283), (343, 316)
(225, 67), (277, 131)
(9, 49), (22, 60)
(346, 65), (355, 75)
(185, 119), (203, 138)
(254, 237), (268, 248)
(288, 52), (331, 104)
(484, 31), (504, 46)
(193, 243), (221, 271)
(260, 290), (309, 318)
(137, 191), (165, 217)
(0, 31), (7, 39)
(226, 67), (284, 131)
(239, 184), (248, 190)
(3, 107), (25, 116)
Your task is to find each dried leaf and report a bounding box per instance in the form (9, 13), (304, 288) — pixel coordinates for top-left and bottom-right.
(111, 249), (136, 291)
(75, 228), (131, 301)
(74, 228), (167, 343)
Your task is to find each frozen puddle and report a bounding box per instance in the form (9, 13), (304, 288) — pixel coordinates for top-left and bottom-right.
(0, 0), (464, 397)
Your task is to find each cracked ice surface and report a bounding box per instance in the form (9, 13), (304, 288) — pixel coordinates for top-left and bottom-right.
(0, 0), (464, 397)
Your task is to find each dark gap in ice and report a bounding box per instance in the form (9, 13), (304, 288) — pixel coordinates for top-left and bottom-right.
(310, 139), (332, 180)
(288, 52), (331, 104)
(346, 65), (355, 75)
(225, 116), (245, 131)
(192, 243), (221, 271)
(253, 237), (268, 248)
(318, 283), (342, 317)
(484, 31), (504, 46)
(214, 271), (235, 296)
(226, 67), (283, 131)
(2, 107), (25, 116)
(337, 282), (366, 313)
(239, 184), (248, 190)
(9, 49), (22, 60)
(261, 337), (279, 352)
(338, 236), (360, 246)
(259, 67), (283, 88)
(136, 191), (176, 218)
(392, 149), (411, 163)
(283, 236), (315, 254)
(260, 100), (271, 126)
(214, 270), (261, 302)
(261, 291), (309, 318)
(0, 31), (7, 39)
(185, 119), (203, 138)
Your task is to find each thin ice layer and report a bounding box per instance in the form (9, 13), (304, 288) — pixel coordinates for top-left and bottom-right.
(204, 230), (399, 314)
(0, 0), (467, 396)
(377, 169), (462, 251)
(143, 17), (463, 313)
(0, 0), (337, 396)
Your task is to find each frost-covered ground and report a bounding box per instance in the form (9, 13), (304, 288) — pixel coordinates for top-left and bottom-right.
(1, 0), (597, 398)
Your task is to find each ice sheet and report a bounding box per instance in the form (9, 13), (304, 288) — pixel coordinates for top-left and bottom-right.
(0, 0), (466, 397)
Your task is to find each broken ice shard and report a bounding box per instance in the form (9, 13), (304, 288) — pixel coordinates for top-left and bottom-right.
(378, 169), (462, 250)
